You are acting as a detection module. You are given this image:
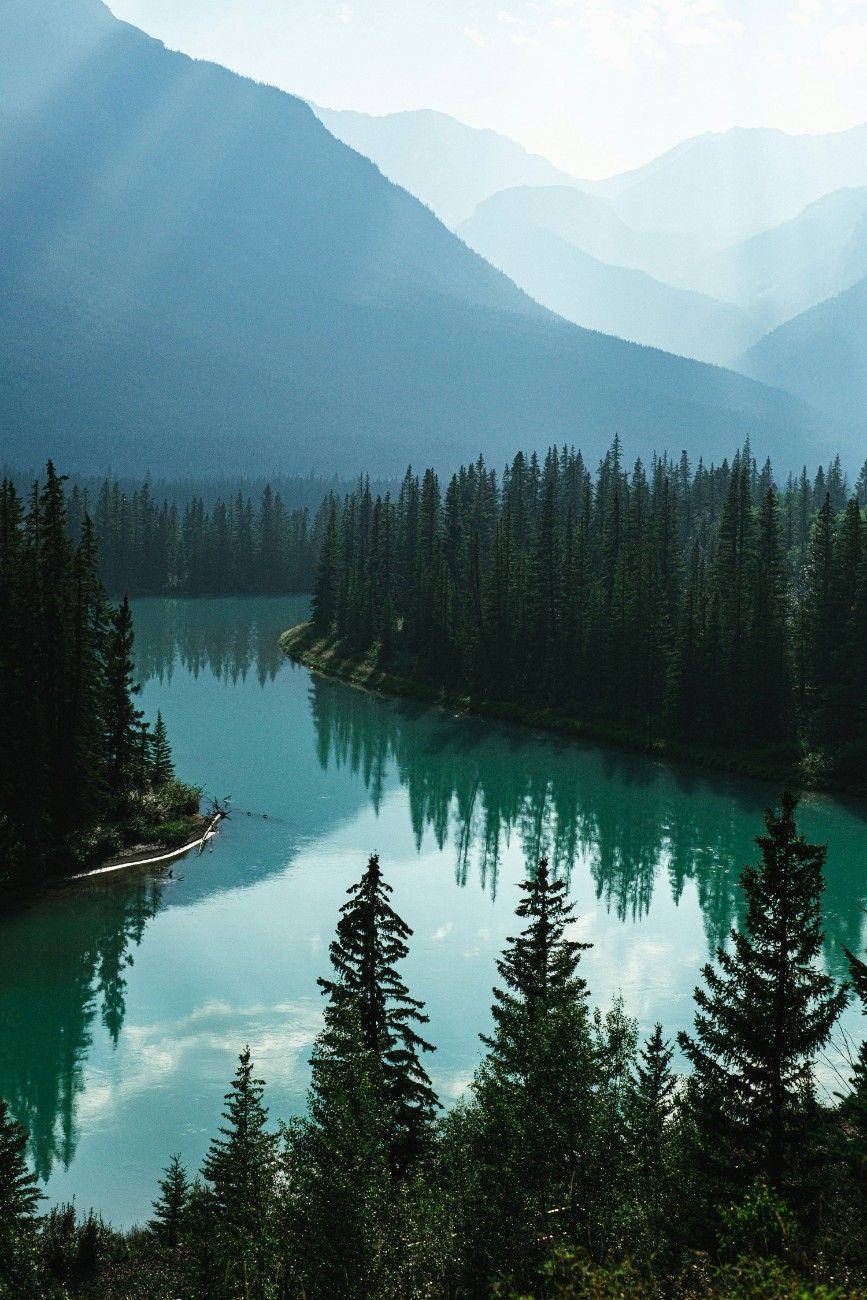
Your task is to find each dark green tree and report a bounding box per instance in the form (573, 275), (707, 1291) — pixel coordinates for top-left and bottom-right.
(150, 711), (175, 787)
(678, 792), (848, 1201)
(444, 860), (597, 1289)
(319, 854), (438, 1173)
(284, 993), (398, 1299)
(149, 1153), (191, 1248)
(103, 595), (144, 799)
(200, 1047), (280, 1299)
(0, 1098), (42, 1299)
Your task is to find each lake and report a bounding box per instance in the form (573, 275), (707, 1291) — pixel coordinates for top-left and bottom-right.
(1, 596), (865, 1228)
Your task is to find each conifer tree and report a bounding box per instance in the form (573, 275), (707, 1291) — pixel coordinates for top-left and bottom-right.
(200, 1047), (279, 1299)
(679, 792), (848, 1198)
(149, 1153), (191, 1248)
(284, 993), (397, 1299)
(0, 1098), (42, 1299)
(311, 501), (338, 633)
(103, 596), (144, 799)
(627, 1024), (679, 1258)
(319, 855), (437, 1172)
(150, 711), (175, 788)
(445, 860), (597, 1289)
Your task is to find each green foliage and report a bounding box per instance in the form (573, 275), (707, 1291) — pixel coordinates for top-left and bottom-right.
(717, 1181), (798, 1261)
(443, 859), (599, 1290)
(309, 442), (867, 782)
(0, 467), (192, 887)
(199, 1047), (280, 1299)
(678, 792), (848, 1204)
(149, 1154), (190, 1248)
(318, 854), (438, 1173)
(0, 1098), (42, 1299)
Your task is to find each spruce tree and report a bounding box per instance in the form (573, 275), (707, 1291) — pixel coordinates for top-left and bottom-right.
(446, 860), (597, 1289)
(149, 1153), (191, 1248)
(200, 1047), (279, 1299)
(311, 501), (338, 633)
(627, 1024), (678, 1258)
(284, 992), (397, 1299)
(678, 792), (848, 1198)
(0, 1098), (42, 1299)
(319, 854), (438, 1172)
(150, 711), (175, 788)
(103, 596), (144, 799)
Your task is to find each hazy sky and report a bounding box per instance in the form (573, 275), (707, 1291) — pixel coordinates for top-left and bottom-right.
(106, 0), (867, 177)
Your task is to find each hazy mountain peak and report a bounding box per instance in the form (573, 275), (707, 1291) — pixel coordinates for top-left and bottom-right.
(312, 104), (583, 227)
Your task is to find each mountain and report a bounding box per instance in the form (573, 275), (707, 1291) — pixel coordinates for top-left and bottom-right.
(684, 188), (867, 335)
(594, 124), (867, 254)
(311, 106), (583, 228)
(0, 0), (839, 475)
(737, 278), (867, 438)
(459, 188), (755, 363)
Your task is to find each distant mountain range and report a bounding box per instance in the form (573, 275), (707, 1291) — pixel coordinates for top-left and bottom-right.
(318, 107), (867, 437)
(0, 0), (835, 477)
(311, 106), (584, 229)
(458, 188), (756, 364)
(738, 277), (867, 436)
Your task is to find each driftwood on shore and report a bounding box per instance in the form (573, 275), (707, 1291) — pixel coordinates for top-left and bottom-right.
(67, 807), (228, 883)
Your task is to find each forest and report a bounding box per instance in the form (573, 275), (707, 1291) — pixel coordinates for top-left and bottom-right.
(298, 442), (867, 789)
(57, 475), (345, 597)
(2, 795), (866, 1298)
(0, 466), (199, 890)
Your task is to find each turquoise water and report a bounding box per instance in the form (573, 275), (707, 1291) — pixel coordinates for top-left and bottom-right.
(1, 596), (865, 1228)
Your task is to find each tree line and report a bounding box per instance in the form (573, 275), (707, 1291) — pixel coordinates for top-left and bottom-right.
(2, 795), (866, 1298)
(309, 442), (867, 785)
(62, 477), (336, 597)
(0, 466), (199, 889)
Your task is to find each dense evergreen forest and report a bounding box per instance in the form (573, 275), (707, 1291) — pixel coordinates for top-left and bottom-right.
(298, 442), (867, 788)
(51, 474), (382, 596)
(0, 466), (200, 891)
(2, 796), (866, 1298)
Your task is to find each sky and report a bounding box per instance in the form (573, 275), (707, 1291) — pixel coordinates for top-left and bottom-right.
(106, 0), (867, 178)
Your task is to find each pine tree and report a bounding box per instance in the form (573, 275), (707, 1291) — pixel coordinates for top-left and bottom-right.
(284, 993), (397, 1299)
(678, 792), (848, 1198)
(150, 711), (175, 788)
(0, 1098), (42, 1299)
(319, 855), (437, 1172)
(311, 501), (338, 634)
(627, 1024), (678, 1257)
(200, 1047), (279, 1299)
(103, 596), (144, 799)
(445, 860), (597, 1289)
(149, 1153), (191, 1248)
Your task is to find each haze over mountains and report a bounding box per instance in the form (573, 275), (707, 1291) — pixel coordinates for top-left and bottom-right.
(2, 0), (839, 477)
(326, 106), (867, 430)
(311, 107), (583, 229)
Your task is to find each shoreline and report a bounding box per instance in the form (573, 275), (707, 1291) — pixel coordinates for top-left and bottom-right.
(66, 812), (223, 882)
(281, 623), (866, 801)
(0, 813), (220, 916)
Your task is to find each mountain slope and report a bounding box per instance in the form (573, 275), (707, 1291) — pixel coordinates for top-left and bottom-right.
(0, 0), (839, 475)
(595, 124), (867, 251)
(459, 188), (755, 362)
(737, 278), (867, 436)
(311, 106), (583, 228)
(685, 188), (867, 334)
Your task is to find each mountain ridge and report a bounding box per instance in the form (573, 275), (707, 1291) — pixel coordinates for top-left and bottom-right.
(0, 0), (846, 475)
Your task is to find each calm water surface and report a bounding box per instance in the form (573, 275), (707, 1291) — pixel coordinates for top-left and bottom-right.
(1, 596), (865, 1227)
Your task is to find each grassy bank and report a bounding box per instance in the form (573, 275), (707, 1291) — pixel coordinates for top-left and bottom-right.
(282, 623), (865, 799)
(0, 781), (206, 913)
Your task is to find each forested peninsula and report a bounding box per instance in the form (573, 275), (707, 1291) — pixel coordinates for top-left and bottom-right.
(286, 440), (867, 793)
(0, 466), (201, 897)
